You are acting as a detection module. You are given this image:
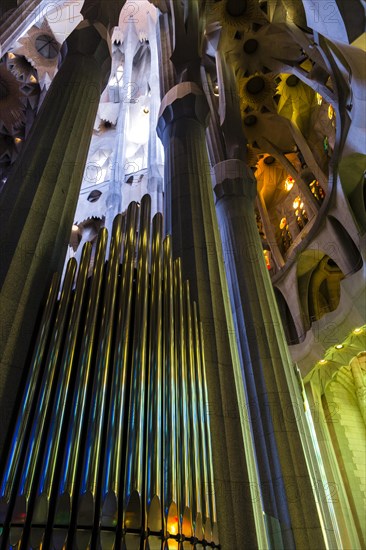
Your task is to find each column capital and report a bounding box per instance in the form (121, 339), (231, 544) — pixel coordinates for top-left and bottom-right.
(213, 159), (257, 202)
(157, 82), (209, 139)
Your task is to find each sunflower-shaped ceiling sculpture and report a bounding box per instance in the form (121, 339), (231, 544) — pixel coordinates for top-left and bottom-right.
(228, 23), (304, 76)
(276, 73), (318, 136)
(206, 0), (268, 31)
(13, 20), (60, 89)
(0, 63), (27, 133)
(239, 72), (277, 112)
(243, 110), (296, 153)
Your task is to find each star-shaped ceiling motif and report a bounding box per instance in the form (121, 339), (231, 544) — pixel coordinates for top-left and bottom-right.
(13, 19), (60, 90)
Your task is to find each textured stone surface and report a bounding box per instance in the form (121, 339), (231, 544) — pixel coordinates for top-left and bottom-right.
(158, 84), (264, 549)
(0, 19), (111, 455)
(214, 160), (327, 549)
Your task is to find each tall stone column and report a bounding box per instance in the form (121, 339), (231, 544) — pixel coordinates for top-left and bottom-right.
(147, 13), (164, 218)
(0, 4), (123, 454)
(213, 159), (327, 549)
(105, 20), (137, 235)
(157, 82), (268, 549)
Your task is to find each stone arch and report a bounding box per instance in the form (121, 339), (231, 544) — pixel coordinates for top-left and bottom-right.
(273, 287), (299, 344)
(307, 256), (344, 322)
(349, 170), (366, 232)
(297, 250), (345, 326)
(327, 215), (363, 275)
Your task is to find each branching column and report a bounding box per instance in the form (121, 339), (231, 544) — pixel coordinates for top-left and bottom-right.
(213, 159), (327, 550)
(158, 82), (266, 549)
(0, 16), (116, 454)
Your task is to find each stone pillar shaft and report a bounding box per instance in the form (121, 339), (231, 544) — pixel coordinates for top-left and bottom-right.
(158, 83), (267, 549)
(0, 21), (111, 455)
(214, 159), (327, 549)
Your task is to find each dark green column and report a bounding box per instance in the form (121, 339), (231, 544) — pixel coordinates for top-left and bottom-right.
(0, 19), (111, 454)
(213, 159), (327, 549)
(158, 82), (267, 549)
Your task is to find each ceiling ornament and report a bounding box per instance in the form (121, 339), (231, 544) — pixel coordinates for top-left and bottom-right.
(276, 73), (319, 135)
(207, 0), (267, 31)
(242, 110), (296, 154)
(239, 73), (277, 111)
(0, 63), (27, 133)
(227, 23), (303, 76)
(7, 55), (34, 83)
(13, 20), (60, 89)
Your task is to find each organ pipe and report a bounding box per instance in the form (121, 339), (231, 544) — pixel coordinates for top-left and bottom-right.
(0, 197), (219, 549)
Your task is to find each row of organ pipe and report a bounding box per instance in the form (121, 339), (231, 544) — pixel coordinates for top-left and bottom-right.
(0, 195), (218, 550)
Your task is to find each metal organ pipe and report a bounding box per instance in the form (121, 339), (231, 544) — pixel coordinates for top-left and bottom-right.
(0, 272), (60, 536)
(54, 227), (108, 539)
(29, 242), (92, 548)
(3, 259), (76, 548)
(123, 194), (151, 531)
(100, 202), (138, 531)
(145, 212), (163, 533)
(0, 197), (219, 549)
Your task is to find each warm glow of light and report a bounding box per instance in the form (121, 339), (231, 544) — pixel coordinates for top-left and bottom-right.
(167, 516), (179, 535)
(316, 93), (322, 105)
(335, 344), (343, 349)
(14, 137), (22, 144)
(292, 197), (300, 209)
(328, 104), (334, 119)
(319, 360), (327, 364)
(353, 327), (363, 334)
(284, 176), (294, 191)
(8, 52), (15, 59)
(143, 107), (149, 114)
(279, 217), (287, 230)
(30, 75), (37, 83)
(72, 224), (79, 232)
(213, 84), (219, 96)
(263, 250), (271, 270)
(300, 202), (304, 209)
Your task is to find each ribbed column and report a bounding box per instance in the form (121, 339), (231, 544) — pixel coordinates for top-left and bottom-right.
(106, 21), (137, 230)
(0, 19), (112, 455)
(213, 158), (327, 550)
(147, 13), (164, 218)
(158, 82), (266, 549)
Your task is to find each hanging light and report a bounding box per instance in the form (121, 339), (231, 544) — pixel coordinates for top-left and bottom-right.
(279, 217), (287, 230)
(335, 344), (343, 350)
(263, 249), (271, 270)
(292, 196), (300, 209)
(213, 83), (219, 96)
(143, 107), (149, 114)
(284, 176), (295, 191)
